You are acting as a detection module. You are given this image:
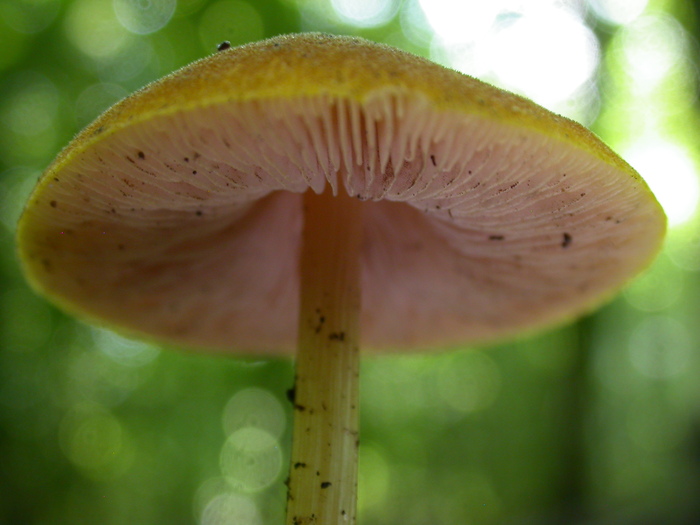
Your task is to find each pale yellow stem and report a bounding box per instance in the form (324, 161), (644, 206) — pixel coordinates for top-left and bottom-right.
(286, 188), (362, 525)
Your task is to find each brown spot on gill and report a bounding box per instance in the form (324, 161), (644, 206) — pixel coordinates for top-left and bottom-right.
(329, 332), (345, 341)
(562, 233), (572, 248)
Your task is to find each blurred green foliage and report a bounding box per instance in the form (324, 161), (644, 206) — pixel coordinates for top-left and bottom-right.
(2, 1), (700, 524)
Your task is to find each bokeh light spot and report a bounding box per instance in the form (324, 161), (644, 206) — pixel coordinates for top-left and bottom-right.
(200, 492), (261, 525)
(399, 0), (432, 46)
(222, 387), (285, 440)
(330, 0), (399, 28)
(483, 7), (599, 110)
(65, 0), (132, 60)
(589, 0), (648, 25)
(624, 140), (699, 227)
(91, 327), (160, 368)
(618, 13), (687, 94)
(59, 404), (132, 479)
(423, 2), (599, 118)
(113, 0), (176, 34)
(220, 427), (282, 493)
(419, 0), (497, 45)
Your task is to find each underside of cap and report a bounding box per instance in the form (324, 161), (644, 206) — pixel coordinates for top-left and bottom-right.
(16, 34), (666, 354)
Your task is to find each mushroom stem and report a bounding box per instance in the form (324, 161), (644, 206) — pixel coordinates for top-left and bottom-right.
(287, 188), (363, 525)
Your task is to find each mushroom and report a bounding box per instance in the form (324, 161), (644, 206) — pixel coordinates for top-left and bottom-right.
(16, 33), (666, 524)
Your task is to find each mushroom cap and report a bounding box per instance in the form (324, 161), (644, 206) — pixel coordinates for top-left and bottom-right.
(16, 33), (666, 355)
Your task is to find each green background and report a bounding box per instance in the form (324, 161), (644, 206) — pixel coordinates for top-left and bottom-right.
(2, 0), (700, 523)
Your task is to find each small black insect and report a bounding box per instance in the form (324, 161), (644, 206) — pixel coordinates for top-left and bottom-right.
(217, 41), (231, 51)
